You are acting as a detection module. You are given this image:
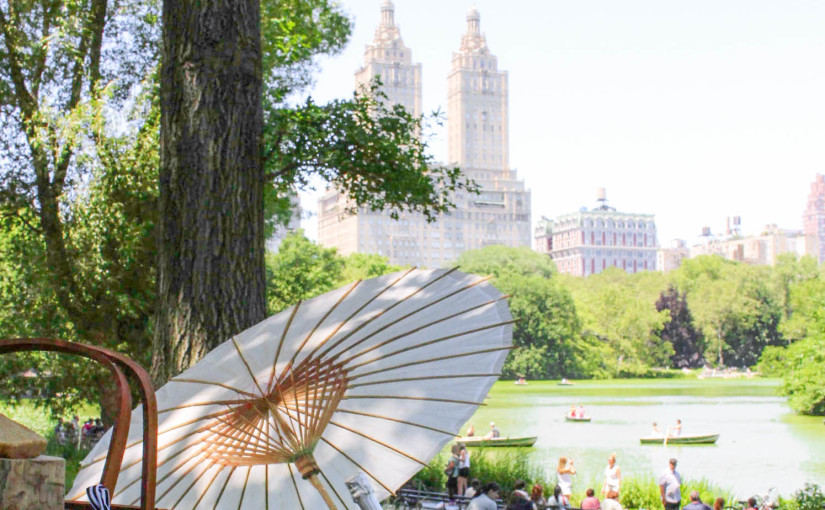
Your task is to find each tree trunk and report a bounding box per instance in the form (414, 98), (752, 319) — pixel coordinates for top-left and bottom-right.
(152, 0), (266, 385)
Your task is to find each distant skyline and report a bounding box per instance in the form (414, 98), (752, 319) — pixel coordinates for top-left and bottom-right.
(299, 0), (825, 246)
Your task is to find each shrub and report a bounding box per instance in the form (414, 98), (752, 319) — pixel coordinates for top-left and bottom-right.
(788, 484), (825, 510)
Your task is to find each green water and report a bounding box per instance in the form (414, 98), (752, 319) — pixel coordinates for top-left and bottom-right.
(463, 378), (825, 497)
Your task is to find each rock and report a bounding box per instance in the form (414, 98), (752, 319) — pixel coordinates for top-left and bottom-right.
(0, 455), (65, 510)
(0, 413), (47, 459)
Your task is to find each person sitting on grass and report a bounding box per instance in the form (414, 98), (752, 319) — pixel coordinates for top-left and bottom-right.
(506, 480), (533, 510)
(465, 479), (481, 499)
(530, 484), (547, 509)
(682, 490), (711, 510)
(468, 482), (501, 510)
(601, 491), (623, 510)
(546, 485), (568, 509)
(581, 488), (601, 510)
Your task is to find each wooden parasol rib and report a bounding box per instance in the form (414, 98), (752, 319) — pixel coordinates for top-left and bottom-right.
(325, 272), (491, 365)
(335, 296), (504, 367)
(349, 345), (516, 380)
(311, 267), (458, 362)
(348, 372), (503, 389)
(347, 320), (516, 370)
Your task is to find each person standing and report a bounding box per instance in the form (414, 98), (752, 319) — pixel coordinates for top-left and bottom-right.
(557, 457), (576, 505)
(659, 458), (682, 510)
(458, 444), (471, 495)
(682, 490), (711, 510)
(602, 452), (621, 499)
(445, 444), (461, 500)
(468, 482), (501, 510)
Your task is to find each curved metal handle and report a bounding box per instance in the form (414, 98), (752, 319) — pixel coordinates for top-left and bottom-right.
(0, 338), (158, 510)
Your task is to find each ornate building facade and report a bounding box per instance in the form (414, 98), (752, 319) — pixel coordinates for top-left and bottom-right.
(803, 174), (825, 263)
(318, 3), (531, 267)
(535, 192), (658, 276)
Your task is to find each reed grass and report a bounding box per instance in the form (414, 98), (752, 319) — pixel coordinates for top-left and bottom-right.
(410, 449), (735, 509)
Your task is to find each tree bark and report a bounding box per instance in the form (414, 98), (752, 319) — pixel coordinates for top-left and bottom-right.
(152, 0), (267, 384)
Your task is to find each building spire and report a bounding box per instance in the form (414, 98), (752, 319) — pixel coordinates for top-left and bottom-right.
(466, 5), (480, 36)
(372, 0), (402, 45)
(458, 5), (488, 54)
(380, 0), (395, 28)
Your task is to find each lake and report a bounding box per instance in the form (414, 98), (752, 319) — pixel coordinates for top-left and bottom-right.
(463, 378), (825, 497)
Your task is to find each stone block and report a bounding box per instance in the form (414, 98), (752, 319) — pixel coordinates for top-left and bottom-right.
(0, 455), (65, 510)
(0, 413), (47, 459)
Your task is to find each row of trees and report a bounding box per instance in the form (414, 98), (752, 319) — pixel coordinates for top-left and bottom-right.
(1, 0), (820, 420)
(0, 0), (474, 421)
(257, 236), (825, 415)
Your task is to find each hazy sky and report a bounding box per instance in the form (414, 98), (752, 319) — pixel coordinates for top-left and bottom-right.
(301, 0), (825, 245)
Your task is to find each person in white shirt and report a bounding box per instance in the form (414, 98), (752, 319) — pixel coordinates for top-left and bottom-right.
(465, 479), (480, 499)
(601, 452), (621, 499)
(458, 445), (471, 495)
(467, 482), (500, 510)
(556, 456), (576, 504)
(659, 458), (682, 510)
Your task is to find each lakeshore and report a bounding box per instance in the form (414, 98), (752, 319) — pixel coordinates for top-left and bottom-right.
(460, 378), (825, 498)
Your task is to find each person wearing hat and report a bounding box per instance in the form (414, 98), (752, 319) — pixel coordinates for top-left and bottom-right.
(484, 421), (500, 439)
(659, 458), (682, 510)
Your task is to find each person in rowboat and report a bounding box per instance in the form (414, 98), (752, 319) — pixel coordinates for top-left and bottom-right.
(484, 421), (500, 439)
(667, 419), (682, 437)
(651, 422), (663, 436)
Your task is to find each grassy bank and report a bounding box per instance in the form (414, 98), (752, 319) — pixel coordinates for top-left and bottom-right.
(1, 399), (100, 487)
(410, 449), (734, 510)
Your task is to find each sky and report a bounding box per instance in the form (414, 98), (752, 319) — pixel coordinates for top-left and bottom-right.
(300, 0), (825, 245)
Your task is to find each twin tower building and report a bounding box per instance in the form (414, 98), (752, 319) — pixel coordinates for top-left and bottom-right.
(318, 1), (532, 267)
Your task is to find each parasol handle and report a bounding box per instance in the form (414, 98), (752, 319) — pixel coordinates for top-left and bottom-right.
(296, 453), (339, 510)
(307, 472), (339, 510)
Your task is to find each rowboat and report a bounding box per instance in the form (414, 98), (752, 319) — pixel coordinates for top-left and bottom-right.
(565, 415), (591, 422)
(639, 433), (719, 445)
(456, 436), (538, 447)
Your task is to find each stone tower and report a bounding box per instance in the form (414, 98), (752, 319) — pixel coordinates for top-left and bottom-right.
(447, 7), (509, 170)
(354, 0), (422, 118)
(318, 4), (531, 267)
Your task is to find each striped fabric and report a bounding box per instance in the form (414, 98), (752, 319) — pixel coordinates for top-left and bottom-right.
(86, 484), (111, 510)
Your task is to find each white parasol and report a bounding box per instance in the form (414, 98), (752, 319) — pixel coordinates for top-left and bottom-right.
(68, 268), (513, 509)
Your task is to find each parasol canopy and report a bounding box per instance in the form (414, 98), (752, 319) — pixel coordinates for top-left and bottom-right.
(68, 268), (513, 509)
